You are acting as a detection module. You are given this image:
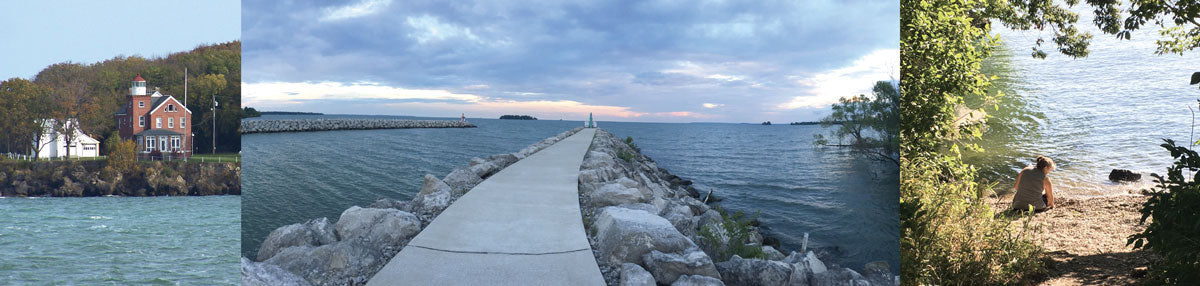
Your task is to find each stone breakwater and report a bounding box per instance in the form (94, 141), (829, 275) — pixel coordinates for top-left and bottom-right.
(242, 128), (586, 286)
(241, 119), (475, 134)
(0, 161), (240, 197)
(577, 129), (898, 286)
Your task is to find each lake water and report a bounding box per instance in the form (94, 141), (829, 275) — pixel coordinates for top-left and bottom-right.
(242, 115), (899, 271)
(0, 196), (240, 285)
(970, 9), (1200, 197)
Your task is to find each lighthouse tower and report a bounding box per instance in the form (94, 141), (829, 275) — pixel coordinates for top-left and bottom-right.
(130, 74), (147, 96)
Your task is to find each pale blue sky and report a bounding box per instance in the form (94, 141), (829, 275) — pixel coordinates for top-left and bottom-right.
(0, 0), (240, 80)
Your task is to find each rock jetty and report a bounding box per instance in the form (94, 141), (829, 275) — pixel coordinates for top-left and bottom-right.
(241, 119), (475, 134)
(242, 128), (897, 286)
(577, 129), (898, 286)
(243, 128), (585, 285)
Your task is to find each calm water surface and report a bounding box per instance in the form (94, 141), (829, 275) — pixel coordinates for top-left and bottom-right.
(0, 196), (240, 285)
(243, 115), (898, 271)
(971, 9), (1200, 197)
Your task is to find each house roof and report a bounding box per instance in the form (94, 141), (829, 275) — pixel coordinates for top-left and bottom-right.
(116, 104), (127, 115)
(134, 129), (183, 137)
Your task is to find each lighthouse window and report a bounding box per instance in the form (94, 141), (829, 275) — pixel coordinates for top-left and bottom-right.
(139, 101), (145, 108)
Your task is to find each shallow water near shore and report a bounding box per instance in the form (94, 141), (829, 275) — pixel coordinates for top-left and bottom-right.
(0, 195), (240, 284)
(969, 9), (1200, 197)
(242, 115), (898, 272)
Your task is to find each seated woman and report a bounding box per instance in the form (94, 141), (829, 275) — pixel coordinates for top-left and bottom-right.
(1012, 156), (1056, 212)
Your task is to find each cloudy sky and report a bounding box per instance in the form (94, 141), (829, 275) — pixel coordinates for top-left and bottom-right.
(243, 0), (898, 123)
(0, 0), (240, 80)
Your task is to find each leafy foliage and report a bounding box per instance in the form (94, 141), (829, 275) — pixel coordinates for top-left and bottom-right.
(624, 136), (639, 152)
(902, 0), (1047, 284)
(242, 107), (262, 118)
(0, 41), (242, 155)
(816, 81), (899, 165)
(1127, 139), (1200, 285)
(104, 134), (137, 175)
(698, 205), (766, 261)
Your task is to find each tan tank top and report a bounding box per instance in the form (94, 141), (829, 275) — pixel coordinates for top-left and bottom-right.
(1012, 167), (1047, 211)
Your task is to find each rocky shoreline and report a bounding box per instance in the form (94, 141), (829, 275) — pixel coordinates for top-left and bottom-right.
(241, 119), (475, 134)
(242, 128), (897, 286)
(0, 161), (240, 197)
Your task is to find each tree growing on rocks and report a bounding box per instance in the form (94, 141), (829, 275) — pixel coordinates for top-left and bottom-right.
(816, 80), (899, 165)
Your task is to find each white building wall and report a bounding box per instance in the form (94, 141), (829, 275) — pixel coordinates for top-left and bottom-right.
(31, 119), (100, 158)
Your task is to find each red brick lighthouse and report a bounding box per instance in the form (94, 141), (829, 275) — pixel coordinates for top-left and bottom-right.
(114, 74), (193, 159)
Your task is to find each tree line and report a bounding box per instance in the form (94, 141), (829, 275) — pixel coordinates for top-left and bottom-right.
(0, 41), (241, 157)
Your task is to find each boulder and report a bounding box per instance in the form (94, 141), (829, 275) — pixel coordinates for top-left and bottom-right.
(485, 153), (519, 169)
(812, 268), (869, 286)
(264, 240), (386, 286)
(1109, 169), (1142, 182)
(619, 263), (656, 286)
(412, 174), (453, 217)
(714, 255), (794, 286)
(442, 167), (483, 196)
(614, 203), (660, 214)
(863, 261), (896, 286)
(257, 218), (338, 261)
(665, 211), (698, 237)
(583, 151), (618, 170)
(469, 157), (487, 166)
(241, 257), (311, 286)
(469, 161), (501, 179)
(334, 206), (421, 245)
(594, 207), (696, 266)
(642, 248), (721, 284)
(367, 198), (412, 212)
(590, 182), (651, 207)
(671, 275), (726, 286)
(762, 246), (785, 261)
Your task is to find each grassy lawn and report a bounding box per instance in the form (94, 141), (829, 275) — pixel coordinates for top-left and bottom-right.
(189, 153), (241, 163)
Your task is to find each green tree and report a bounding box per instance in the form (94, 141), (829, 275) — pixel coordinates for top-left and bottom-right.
(105, 136), (137, 175)
(902, 0), (1200, 284)
(816, 81), (899, 165)
(0, 78), (53, 157)
(1127, 139), (1200, 284)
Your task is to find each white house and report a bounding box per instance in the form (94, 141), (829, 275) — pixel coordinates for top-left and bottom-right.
(31, 119), (100, 158)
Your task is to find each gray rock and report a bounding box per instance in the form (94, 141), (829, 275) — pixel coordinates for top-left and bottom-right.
(642, 248), (721, 284)
(367, 198), (412, 212)
(715, 255), (794, 286)
(469, 161), (501, 179)
(665, 211), (698, 237)
(614, 203), (660, 214)
(469, 157), (487, 166)
(256, 218), (338, 261)
(583, 150), (617, 170)
(863, 261), (896, 286)
(594, 207), (696, 266)
(265, 240), (386, 286)
(485, 153), (519, 169)
(442, 167), (483, 196)
(242, 257), (311, 286)
(412, 174), (453, 217)
(762, 246), (786, 261)
(334, 206), (421, 245)
(590, 182), (651, 207)
(619, 263), (656, 286)
(671, 275), (726, 286)
(812, 268), (869, 286)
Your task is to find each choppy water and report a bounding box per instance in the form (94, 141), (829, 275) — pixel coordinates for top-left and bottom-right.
(0, 196), (240, 285)
(243, 115), (898, 272)
(970, 9), (1200, 197)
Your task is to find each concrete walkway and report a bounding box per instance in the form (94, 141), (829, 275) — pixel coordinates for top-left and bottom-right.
(367, 128), (604, 286)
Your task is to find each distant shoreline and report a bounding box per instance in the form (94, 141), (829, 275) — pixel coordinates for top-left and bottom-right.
(261, 111), (325, 115)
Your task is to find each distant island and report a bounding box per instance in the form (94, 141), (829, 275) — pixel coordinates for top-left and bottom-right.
(499, 115), (537, 120)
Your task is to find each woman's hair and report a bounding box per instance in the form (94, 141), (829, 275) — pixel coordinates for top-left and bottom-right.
(1035, 155), (1055, 171)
